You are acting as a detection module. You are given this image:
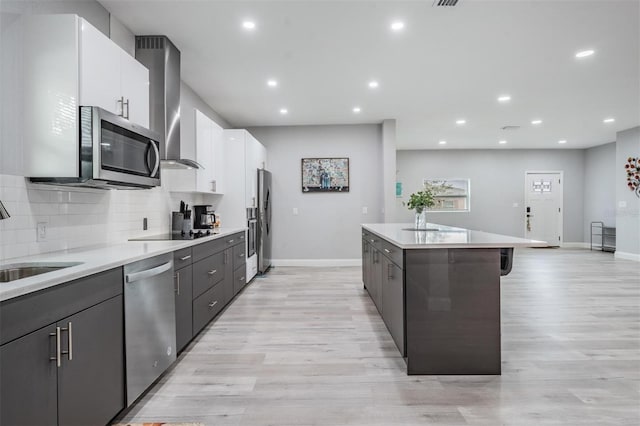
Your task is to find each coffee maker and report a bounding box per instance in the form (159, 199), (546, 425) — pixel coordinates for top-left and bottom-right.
(193, 205), (216, 229)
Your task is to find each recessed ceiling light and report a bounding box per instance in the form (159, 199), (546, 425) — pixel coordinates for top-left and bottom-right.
(279, 108), (288, 115)
(497, 95), (511, 102)
(456, 119), (466, 125)
(499, 140), (507, 145)
(531, 119), (542, 125)
(575, 49), (595, 58)
(558, 139), (567, 144)
(267, 79), (278, 87)
(438, 140), (447, 145)
(391, 21), (405, 31)
(368, 80), (379, 89)
(353, 107), (361, 113)
(242, 21), (256, 30)
(603, 117), (615, 123)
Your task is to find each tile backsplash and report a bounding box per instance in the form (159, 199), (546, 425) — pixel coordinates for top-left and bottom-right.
(0, 174), (212, 261)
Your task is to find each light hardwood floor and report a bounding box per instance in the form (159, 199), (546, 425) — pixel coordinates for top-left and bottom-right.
(115, 248), (640, 426)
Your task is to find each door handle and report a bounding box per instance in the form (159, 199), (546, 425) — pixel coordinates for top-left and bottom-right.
(175, 272), (180, 295)
(125, 261), (173, 283)
(149, 141), (160, 178)
(50, 327), (61, 368)
(61, 322), (73, 361)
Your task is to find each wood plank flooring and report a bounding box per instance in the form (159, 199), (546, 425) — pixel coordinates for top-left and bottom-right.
(115, 248), (640, 425)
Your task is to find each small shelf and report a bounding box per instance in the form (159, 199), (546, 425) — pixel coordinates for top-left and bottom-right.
(590, 222), (616, 252)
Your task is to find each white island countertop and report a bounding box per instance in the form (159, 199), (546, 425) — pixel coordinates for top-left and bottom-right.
(0, 227), (246, 302)
(362, 223), (547, 249)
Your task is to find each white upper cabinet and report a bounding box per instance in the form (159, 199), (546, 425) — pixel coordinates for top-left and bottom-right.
(80, 19), (149, 128)
(22, 14), (150, 177)
(165, 109), (224, 194)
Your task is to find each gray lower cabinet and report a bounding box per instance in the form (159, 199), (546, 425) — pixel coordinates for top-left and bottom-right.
(174, 265), (193, 353)
(192, 281), (225, 334)
(362, 232), (404, 356)
(57, 295), (124, 426)
(381, 257), (405, 356)
(233, 264), (247, 296)
(0, 268), (124, 426)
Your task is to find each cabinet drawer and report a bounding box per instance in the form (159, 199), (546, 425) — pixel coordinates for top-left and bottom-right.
(173, 247), (193, 269)
(233, 243), (246, 271)
(192, 282), (224, 335)
(223, 231), (245, 248)
(362, 230), (381, 251)
(192, 252), (225, 298)
(233, 265), (247, 296)
(0, 268), (123, 345)
(380, 239), (403, 269)
(192, 238), (226, 263)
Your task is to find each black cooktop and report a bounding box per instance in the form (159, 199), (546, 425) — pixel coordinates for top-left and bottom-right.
(130, 229), (218, 241)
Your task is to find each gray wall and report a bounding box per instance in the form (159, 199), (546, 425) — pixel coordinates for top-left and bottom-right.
(396, 149), (586, 242)
(615, 127), (640, 256)
(248, 124), (384, 262)
(583, 142), (616, 242)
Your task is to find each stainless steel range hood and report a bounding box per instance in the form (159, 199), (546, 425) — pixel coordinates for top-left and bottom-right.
(135, 36), (202, 170)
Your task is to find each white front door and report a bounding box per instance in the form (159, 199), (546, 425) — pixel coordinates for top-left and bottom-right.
(525, 172), (563, 246)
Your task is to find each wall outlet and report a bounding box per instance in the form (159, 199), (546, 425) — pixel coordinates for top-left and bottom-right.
(619, 201), (627, 208)
(37, 222), (47, 242)
(362, 206), (368, 214)
(292, 207), (299, 215)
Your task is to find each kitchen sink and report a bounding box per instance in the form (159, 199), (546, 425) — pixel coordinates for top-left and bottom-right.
(0, 262), (83, 283)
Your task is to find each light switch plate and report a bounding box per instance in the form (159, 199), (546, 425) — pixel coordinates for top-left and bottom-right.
(362, 207), (368, 214)
(293, 207), (299, 215)
(619, 201), (627, 208)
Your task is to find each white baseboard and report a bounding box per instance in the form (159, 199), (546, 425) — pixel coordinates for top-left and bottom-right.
(615, 251), (640, 262)
(272, 259), (362, 267)
(561, 242), (590, 249)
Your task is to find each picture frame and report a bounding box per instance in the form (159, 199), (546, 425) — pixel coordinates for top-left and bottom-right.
(301, 158), (350, 192)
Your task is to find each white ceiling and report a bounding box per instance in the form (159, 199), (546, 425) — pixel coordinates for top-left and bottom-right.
(100, 0), (640, 150)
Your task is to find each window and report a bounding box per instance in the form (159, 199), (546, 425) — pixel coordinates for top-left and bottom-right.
(423, 178), (471, 212)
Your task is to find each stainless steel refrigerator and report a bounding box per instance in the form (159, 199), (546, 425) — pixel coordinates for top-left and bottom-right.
(257, 169), (272, 274)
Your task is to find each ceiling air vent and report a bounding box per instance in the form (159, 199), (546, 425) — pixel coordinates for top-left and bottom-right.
(501, 125), (521, 131)
(433, 0), (460, 6)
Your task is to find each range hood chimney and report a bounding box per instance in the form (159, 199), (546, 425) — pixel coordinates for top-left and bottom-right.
(135, 36), (202, 169)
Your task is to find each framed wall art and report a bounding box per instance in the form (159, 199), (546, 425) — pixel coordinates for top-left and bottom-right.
(301, 158), (349, 192)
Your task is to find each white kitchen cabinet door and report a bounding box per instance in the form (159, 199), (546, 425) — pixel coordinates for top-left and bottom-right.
(120, 52), (149, 128)
(195, 109), (214, 193)
(211, 120), (225, 194)
(79, 19), (121, 114)
(245, 134), (259, 208)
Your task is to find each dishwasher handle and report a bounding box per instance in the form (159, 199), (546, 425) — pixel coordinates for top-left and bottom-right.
(125, 261), (173, 283)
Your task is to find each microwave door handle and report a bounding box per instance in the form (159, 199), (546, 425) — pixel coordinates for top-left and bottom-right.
(150, 141), (160, 177)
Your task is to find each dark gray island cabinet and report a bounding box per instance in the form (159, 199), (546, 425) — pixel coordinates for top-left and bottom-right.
(362, 223), (544, 375)
(0, 268), (124, 426)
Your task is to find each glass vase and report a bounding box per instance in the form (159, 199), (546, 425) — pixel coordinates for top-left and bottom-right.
(414, 209), (427, 230)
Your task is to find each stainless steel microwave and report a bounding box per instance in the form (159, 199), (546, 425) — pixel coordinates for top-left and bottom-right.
(30, 107), (162, 189)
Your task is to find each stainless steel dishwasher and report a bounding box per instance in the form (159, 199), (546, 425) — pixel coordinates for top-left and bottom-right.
(123, 253), (176, 406)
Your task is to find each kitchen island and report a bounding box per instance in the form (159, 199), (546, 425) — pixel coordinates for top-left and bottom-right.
(362, 223), (545, 375)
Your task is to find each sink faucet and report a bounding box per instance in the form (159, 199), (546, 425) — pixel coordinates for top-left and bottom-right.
(0, 200), (10, 220)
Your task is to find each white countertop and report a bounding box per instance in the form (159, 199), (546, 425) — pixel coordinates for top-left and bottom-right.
(362, 223), (547, 249)
(0, 227), (246, 302)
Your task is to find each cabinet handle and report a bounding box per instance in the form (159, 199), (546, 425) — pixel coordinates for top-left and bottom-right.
(124, 98), (130, 119)
(238, 252), (245, 258)
(208, 269), (218, 276)
(208, 300), (218, 308)
(175, 272), (180, 295)
(387, 264), (393, 280)
(180, 255), (191, 261)
(224, 251), (228, 265)
(370, 239), (375, 243)
(61, 322), (73, 361)
(117, 96), (125, 117)
(384, 248), (391, 254)
(49, 327), (61, 368)
(227, 239), (235, 244)
(239, 276), (245, 281)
